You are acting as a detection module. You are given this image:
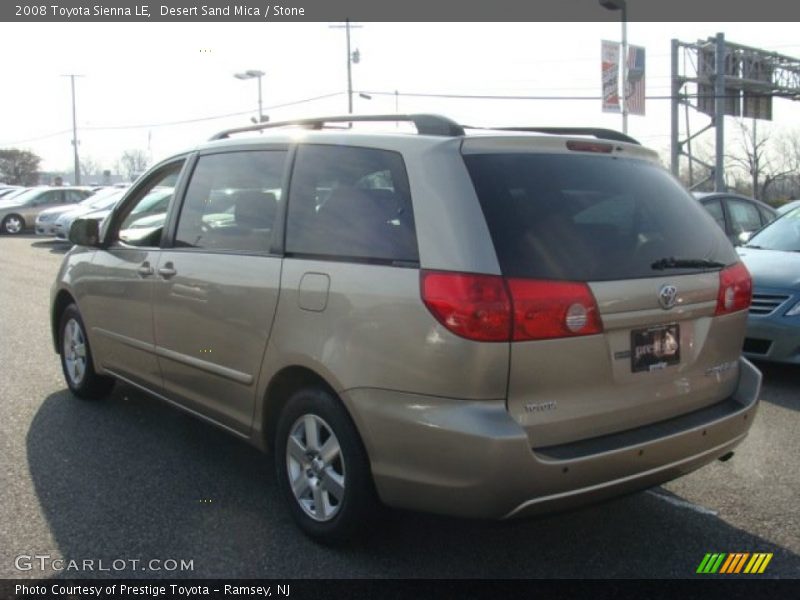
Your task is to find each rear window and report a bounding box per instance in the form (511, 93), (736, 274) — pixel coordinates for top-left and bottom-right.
(463, 153), (737, 281)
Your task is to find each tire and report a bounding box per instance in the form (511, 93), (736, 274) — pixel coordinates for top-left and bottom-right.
(2, 214), (25, 235)
(59, 304), (115, 400)
(275, 387), (378, 543)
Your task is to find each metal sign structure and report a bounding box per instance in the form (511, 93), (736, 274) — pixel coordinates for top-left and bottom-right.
(670, 33), (800, 191)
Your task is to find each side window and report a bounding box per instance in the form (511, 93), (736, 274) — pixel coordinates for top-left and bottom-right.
(115, 161), (184, 247)
(44, 191), (64, 205)
(65, 190), (85, 203)
(286, 145), (418, 263)
(174, 150), (286, 252)
(758, 205), (775, 226)
(727, 199), (762, 235)
(702, 199), (726, 230)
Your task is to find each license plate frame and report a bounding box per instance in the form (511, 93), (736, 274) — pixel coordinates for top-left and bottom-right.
(630, 323), (681, 373)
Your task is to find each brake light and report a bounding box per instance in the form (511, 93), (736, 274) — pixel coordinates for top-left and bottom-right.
(421, 271), (511, 342)
(420, 271), (603, 342)
(507, 278), (603, 340)
(715, 262), (752, 315)
(566, 140), (613, 153)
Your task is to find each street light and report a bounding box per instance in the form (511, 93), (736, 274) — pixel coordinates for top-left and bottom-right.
(234, 69), (267, 123)
(330, 20), (363, 114)
(599, 0), (628, 134)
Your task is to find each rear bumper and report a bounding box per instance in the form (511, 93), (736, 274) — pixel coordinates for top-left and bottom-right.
(342, 357), (761, 519)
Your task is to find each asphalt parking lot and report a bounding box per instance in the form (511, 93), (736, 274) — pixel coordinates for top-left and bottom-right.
(0, 235), (798, 579)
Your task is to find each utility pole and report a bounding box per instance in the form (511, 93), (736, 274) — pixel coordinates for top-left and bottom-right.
(714, 32), (726, 192)
(329, 20), (362, 114)
(63, 74), (82, 185)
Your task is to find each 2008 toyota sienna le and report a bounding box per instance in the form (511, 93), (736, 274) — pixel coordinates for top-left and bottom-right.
(51, 114), (761, 542)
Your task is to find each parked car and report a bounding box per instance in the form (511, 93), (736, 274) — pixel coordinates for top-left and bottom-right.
(737, 206), (800, 364)
(52, 115), (760, 542)
(51, 189), (127, 240)
(0, 187), (29, 203)
(0, 186), (23, 199)
(693, 192), (778, 245)
(776, 199), (800, 216)
(36, 188), (125, 237)
(0, 186), (93, 234)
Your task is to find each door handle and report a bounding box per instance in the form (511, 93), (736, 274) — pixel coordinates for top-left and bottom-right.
(137, 262), (154, 277)
(158, 262), (177, 279)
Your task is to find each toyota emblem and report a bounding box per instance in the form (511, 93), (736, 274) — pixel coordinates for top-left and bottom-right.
(658, 284), (678, 310)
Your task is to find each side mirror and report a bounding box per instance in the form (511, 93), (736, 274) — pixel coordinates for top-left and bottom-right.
(737, 231), (753, 245)
(69, 218), (100, 247)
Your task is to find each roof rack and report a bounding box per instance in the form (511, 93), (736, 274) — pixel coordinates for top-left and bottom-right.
(490, 127), (640, 145)
(209, 113), (465, 140)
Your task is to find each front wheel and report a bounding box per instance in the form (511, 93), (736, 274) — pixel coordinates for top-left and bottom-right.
(2, 214), (24, 234)
(59, 304), (115, 400)
(275, 387), (378, 543)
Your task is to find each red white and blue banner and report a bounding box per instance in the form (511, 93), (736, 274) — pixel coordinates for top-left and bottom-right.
(601, 40), (621, 113)
(626, 44), (646, 116)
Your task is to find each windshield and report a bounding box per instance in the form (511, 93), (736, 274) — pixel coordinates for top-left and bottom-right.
(87, 191), (124, 210)
(0, 188), (28, 203)
(463, 153), (737, 281)
(747, 207), (800, 252)
(1, 188), (42, 205)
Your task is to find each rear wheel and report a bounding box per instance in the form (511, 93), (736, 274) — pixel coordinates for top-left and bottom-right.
(59, 304), (115, 400)
(2, 214), (24, 234)
(275, 387), (378, 542)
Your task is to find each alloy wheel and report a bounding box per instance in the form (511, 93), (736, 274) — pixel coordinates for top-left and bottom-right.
(63, 318), (87, 386)
(286, 414), (346, 522)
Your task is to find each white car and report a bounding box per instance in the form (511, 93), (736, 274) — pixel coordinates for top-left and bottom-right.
(37, 188), (125, 237)
(53, 189), (126, 240)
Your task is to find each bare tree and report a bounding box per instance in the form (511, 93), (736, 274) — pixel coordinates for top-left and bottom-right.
(79, 156), (101, 181)
(117, 149), (150, 181)
(725, 120), (793, 201)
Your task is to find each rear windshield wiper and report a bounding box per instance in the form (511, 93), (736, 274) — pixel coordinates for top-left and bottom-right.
(651, 257), (726, 270)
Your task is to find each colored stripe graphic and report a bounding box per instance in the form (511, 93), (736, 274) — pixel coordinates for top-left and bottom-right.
(720, 553), (749, 573)
(744, 553), (773, 574)
(697, 553), (727, 573)
(697, 552), (773, 574)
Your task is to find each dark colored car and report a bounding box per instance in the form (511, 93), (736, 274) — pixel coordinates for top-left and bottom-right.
(693, 192), (778, 245)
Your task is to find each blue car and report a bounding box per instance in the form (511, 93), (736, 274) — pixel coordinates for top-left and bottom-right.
(737, 206), (800, 364)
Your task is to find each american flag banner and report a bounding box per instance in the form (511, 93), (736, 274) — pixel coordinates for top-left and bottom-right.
(626, 45), (646, 116)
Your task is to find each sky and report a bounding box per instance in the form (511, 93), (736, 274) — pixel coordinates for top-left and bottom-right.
(1, 21), (799, 177)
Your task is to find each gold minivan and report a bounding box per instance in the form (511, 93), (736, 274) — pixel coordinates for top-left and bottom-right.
(51, 115), (761, 542)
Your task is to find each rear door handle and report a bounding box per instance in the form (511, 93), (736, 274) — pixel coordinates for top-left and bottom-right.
(137, 262), (154, 277)
(158, 262), (177, 279)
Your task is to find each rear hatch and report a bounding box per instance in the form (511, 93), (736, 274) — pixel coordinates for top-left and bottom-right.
(462, 136), (750, 449)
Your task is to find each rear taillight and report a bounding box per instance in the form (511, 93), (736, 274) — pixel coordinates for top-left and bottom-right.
(421, 271), (511, 342)
(715, 262), (752, 315)
(420, 271), (603, 342)
(507, 278), (603, 341)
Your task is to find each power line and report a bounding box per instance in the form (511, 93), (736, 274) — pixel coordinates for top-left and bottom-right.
(0, 92), (344, 146)
(2, 129), (74, 145)
(83, 92), (344, 131)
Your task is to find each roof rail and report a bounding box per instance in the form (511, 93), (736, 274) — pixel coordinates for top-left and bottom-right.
(490, 127), (640, 145)
(209, 114), (465, 140)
